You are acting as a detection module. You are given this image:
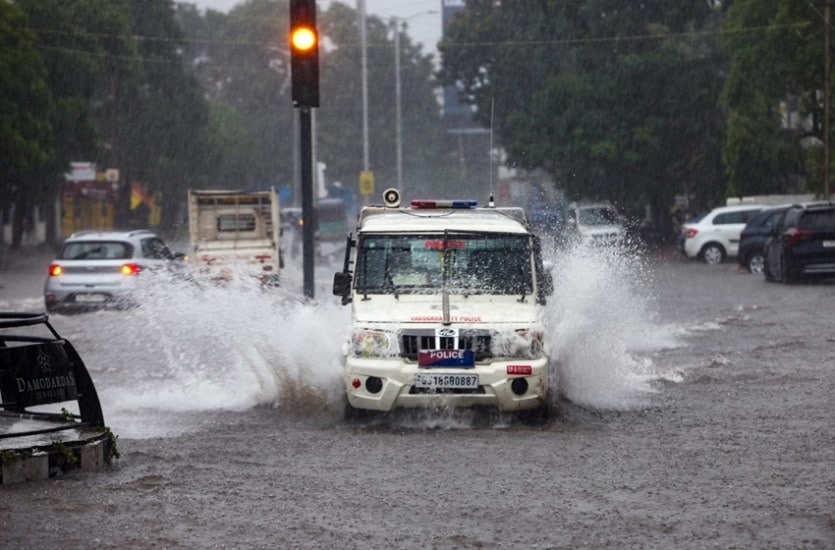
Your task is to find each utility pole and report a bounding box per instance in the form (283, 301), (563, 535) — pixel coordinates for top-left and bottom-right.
(359, 1), (369, 180)
(391, 11), (437, 201)
(825, 0), (832, 199)
(394, 19), (403, 196)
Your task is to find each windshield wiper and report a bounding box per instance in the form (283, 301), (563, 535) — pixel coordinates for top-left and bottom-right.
(382, 254), (400, 299)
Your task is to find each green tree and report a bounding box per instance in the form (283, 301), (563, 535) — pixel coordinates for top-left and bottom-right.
(720, 0), (829, 196)
(115, 0), (214, 230)
(195, 0), (296, 189)
(16, 0), (132, 244)
(318, 2), (455, 199)
(0, 1), (56, 247)
(175, 0), (454, 205)
(439, 0), (727, 230)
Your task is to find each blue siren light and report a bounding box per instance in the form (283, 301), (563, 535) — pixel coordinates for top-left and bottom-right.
(411, 200), (477, 209)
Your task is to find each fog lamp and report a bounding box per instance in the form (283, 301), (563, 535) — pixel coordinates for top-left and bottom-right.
(511, 377), (529, 395)
(365, 377), (383, 394)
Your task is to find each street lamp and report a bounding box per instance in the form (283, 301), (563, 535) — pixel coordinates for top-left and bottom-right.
(391, 11), (437, 199)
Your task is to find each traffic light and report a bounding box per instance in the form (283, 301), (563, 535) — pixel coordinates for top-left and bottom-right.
(289, 0), (319, 108)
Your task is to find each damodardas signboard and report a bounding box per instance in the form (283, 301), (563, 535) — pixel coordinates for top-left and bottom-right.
(0, 342), (78, 408)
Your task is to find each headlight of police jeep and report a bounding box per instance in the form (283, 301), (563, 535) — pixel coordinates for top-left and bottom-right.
(492, 329), (544, 359)
(350, 329), (398, 358)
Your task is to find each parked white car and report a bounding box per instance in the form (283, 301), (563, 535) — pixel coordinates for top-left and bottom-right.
(681, 204), (763, 264)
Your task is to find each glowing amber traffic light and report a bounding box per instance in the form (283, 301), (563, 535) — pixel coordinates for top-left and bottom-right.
(291, 27), (316, 51)
(289, 0), (319, 107)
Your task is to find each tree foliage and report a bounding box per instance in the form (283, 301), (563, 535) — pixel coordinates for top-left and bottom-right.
(13, 0), (215, 234)
(439, 0), (727, 217)
(720, 0), (830, 196)
(10, 0), (831, 245)
(176, 0), (454, 201)
(117, 0), (213, 227)
(0, 2), (54, 185)
(0, 1), (57, 245)
(318, 2), (452, 196)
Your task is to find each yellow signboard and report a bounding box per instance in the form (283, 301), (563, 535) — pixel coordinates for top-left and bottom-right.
(359, 171), (375, 196)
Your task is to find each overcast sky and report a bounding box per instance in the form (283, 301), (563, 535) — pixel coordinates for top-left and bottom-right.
(187, 0), (444, 56)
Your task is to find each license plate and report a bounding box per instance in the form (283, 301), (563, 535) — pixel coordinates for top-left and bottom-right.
(414, 373), (478, 389)
(75, 294), (107, 303)
(823, 240), (835, 248)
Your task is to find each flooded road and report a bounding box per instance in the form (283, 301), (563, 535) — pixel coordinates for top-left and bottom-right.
(1, 245), (833, 548)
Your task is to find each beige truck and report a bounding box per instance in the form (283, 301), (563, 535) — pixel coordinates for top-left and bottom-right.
(187, 189), (281, 285)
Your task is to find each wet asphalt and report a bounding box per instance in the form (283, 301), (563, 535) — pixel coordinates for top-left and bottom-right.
(0, 245), (833, 549)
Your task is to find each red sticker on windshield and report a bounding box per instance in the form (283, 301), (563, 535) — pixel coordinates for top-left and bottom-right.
(424, 240), (466, 250)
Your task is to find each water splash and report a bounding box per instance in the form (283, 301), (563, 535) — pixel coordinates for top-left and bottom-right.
(51, 239), (684, 437)
(544, 239), (681, 410)
(61, 270), (349, 438)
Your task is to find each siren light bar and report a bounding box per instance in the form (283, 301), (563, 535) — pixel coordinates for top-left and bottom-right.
(411, 200), (477, 209)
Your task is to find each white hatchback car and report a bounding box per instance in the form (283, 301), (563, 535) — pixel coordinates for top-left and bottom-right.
(681, 204), (763, 264)
(44, 230), (183, 313)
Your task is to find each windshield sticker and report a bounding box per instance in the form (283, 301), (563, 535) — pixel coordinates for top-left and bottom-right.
(424, 239), (466, 250)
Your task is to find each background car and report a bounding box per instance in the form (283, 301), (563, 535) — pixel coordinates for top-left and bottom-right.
(763, 202), (835, 283)
(681, 204), (763, 264)
(44, 229), (183, 313)
(737, 205), (789, 274)
(563, 201), (625, 246)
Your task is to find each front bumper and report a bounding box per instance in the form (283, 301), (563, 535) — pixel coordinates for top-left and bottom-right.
(344, 356), (551, 412)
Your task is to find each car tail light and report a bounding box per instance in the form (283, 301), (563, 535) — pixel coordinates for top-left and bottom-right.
(49, 264), (63, 276)
(739, 231), (749, 242)
(685, 227), (698, 239)
(121, 263), (141, 275)
(786, 228), (813, 248)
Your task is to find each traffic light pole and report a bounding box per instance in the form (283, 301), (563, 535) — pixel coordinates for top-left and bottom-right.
(290, 0), (319, 298)
(300, 106), (315, 299)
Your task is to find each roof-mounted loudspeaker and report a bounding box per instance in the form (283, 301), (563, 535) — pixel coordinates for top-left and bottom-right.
(383, 188), (401, 208)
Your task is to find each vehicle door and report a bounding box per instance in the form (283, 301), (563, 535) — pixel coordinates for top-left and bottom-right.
(714, 209), (759, 256)
(764, 208), (795, 276)
(796, 207), (835, 262)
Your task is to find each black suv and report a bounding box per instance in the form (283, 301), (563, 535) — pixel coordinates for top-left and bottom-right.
(763, 202), (835, 283)
(737, 206), (789, 274)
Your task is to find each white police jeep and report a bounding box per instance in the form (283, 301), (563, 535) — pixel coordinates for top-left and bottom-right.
(333, 189), (555, 422)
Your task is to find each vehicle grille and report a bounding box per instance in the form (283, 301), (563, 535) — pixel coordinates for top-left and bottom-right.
(400, 330), (492, 361)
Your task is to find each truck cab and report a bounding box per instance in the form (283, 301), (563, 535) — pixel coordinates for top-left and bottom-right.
(333, 189), (554, 421)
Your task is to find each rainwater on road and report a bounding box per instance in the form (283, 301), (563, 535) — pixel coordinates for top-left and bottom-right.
(0, 243), (832, 549)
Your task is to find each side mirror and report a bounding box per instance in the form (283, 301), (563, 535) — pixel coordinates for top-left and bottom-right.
(333, 271), (352, 304)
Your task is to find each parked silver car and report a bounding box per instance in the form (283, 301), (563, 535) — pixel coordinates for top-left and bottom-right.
(44, 230), (183, 313)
